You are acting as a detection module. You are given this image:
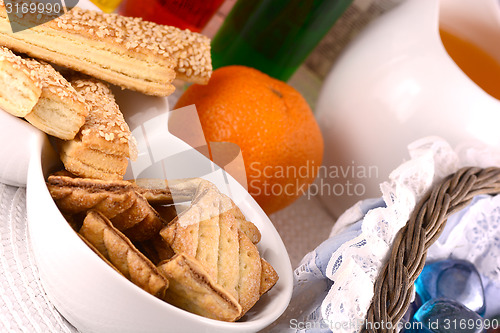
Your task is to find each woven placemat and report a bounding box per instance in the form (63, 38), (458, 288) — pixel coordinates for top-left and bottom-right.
(0, 184), (78, 333)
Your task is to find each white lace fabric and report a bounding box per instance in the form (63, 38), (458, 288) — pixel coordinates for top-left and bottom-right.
(427, 195), (500, 283)
(0, 184), (78, 333)
(322, 137), (500, 332)
(426, 194), (500, 318)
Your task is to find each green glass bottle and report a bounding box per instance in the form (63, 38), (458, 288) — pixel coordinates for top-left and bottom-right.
(211, 0), (353, 81)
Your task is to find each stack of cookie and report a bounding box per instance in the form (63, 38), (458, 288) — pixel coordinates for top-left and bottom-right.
(0, 0), (212, 180)
(158, 179), (279, 321)
(47, 174), (279, 321)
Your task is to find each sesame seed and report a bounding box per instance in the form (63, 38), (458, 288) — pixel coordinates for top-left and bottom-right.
(70, 78), (134, 158)
(46, 6), (212, 81)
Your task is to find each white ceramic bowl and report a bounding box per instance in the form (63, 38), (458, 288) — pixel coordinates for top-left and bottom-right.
(0, 109), (43, 186)
(25, 89), (293, 333)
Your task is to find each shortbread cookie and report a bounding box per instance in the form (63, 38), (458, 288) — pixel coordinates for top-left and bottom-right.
(129, 178), (176, 204)
(161, 213), (264, 317)
(130, 177), (261, 243)
(47, 173), (165, 241)
(236, 230), (262, 317)
(161, 209), (241, 296)
(260, 258), (279, 296)
(136, 234), (175, 266)
(58, 78), (136, 180)
(0, 0), (211, 95)
(157, 253), (242, 322)
(78, 233), (124, 276)
(128, 178), (200, 204)
(233, 210), (261, 244)
(80, 210), (168, 298)
(0, 46), (41, 117)
(159, 179), (275, 317)
(153, 204), (178, 225)
(48, 173), (136, 218)
(116, 193), (165, 242)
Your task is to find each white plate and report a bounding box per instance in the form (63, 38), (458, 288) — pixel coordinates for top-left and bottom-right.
(26, 89), (293, 333)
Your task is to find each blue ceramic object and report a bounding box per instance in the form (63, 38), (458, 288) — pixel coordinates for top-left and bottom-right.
(412, 298), (485, 333)
(415, 259), (485, 315)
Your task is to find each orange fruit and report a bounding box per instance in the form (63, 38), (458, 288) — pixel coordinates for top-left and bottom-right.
(174, 65), (323, 215)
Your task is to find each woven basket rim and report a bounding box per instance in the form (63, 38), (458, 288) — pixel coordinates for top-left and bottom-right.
(362, 166), (500, 333)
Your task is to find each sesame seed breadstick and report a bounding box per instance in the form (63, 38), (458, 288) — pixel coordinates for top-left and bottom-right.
(153, 24), (212, 84)
(24, 60), (89, 140)
(58, 78), (136, 180)
(58, 139), (129, 180)
(0, 46), (88, 139)
(0, 46), (41, 117)
(0, 1), (177, 96)
(71, 77), (136, 157)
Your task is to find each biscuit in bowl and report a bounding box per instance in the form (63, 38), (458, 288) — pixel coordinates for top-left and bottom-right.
(27, 125), (292, 332)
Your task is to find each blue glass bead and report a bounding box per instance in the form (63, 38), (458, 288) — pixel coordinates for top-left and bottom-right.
(412, 298), (485, 333)
(415, 259), (485, 315)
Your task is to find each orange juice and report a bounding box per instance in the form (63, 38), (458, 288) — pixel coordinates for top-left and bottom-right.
(440, 29), (500, 101)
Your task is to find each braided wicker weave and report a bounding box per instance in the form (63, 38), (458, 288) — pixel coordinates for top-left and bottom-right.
(362, 166), (500, 333)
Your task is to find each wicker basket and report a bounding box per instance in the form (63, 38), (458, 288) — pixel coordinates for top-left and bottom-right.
(362, 166), (500, 333)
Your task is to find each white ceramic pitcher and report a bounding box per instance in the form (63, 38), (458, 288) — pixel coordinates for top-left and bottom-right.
(316, 0), (500, 217)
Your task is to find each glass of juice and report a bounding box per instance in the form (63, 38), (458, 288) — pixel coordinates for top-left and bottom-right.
(118, 0), (225, 32)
